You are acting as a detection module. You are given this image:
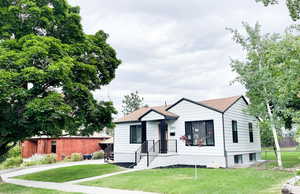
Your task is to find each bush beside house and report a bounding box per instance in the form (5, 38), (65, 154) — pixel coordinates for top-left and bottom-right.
(92, 151), (104, 159)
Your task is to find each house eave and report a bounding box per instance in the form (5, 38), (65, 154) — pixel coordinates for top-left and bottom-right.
(166, 98), (223, 113)
(138, 109), (179, 121)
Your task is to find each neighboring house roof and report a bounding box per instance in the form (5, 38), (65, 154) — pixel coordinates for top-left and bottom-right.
(115, 95), (246, 123)
(99, 137), (113, 144)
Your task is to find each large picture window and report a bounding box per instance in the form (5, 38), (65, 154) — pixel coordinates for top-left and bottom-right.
(130, 125), (142, 144)
(185, 120), (214, 146)
(232, 120), (238, 143)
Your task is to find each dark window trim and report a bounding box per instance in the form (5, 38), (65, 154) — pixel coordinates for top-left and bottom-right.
(249, 153), (256, 161)
(249, 123), (254, 143)
(184, 120), (215, 147)
(130, 125), (142, 144)
(232, 120), (238, 143)
(234, 154), (243, 164)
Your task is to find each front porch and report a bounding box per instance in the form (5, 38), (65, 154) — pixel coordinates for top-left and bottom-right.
(135, 139), (178, 168)
(127, 107), (180, 168)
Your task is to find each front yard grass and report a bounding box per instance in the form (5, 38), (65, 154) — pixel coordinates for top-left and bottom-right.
(261, 150), (300, 168)
(0, 183), (80, 194)
(81, 168), (293, 194)
(15, 164), (122, 183)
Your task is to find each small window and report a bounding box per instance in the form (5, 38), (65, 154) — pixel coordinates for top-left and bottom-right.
(51, 141), (56, 153)
(249, 153), (256, 161)
(170, 132), (175, 136)
(249, 123), (253, 143)
(130, 125), (142, 144)
(232, 120), (238, 143)
(234, 155), (243, 164)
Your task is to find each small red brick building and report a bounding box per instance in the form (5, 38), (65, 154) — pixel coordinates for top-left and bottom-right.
(21, 136), (110, 160)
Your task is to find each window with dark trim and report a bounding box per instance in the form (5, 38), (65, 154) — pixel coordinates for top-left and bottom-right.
(185, 120), (214, 146)
(130, 125), (142, 144)
(51, 141), (56, 153)
(249, 123), (253, 143)
(232, 120), (238, 143)
(234, 155), (243, 164)
(249, 153), (256, 161)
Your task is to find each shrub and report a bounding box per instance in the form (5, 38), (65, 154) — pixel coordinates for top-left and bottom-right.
(63, 155), (71, 162)
(8, 146), (21, 158)
(40, 154), (56, 164)
(3, 157), (22, 168)
(0, 145), (21, 163)
(70, 153), (83, 161)
(92, 151), (104, 159)
(22, 154), (57, 167)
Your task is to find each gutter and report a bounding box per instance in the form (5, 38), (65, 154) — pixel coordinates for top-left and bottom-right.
(222, 113), (228, 168)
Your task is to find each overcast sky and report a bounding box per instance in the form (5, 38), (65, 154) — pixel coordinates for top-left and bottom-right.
(69, 0), (296, 116)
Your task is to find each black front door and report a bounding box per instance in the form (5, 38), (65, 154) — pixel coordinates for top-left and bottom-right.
(141, 121), (147, 153)
(159, 120), (168, 153)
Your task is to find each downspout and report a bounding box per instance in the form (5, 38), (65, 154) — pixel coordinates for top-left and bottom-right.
(222, 113), (228, 168)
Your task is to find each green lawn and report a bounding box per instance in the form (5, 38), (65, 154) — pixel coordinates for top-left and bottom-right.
(81, 168), (293, 194)
(15, 164), (122, 183)
(261, 150), (300, 168)
(0, 183), (80, 194)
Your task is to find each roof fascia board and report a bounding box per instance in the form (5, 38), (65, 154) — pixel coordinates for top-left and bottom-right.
(166, 98), (223, 113)
(138, 109), (178, 121)
(223, 96), (248, 113)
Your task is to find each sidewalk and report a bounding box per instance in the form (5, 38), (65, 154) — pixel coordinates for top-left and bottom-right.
(1, 160), (154, 194)
(1, 159), (104, 177)
(4, 178), (154, 194)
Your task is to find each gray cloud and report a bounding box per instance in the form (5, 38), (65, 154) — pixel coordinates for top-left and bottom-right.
(69, 0), (296, 117)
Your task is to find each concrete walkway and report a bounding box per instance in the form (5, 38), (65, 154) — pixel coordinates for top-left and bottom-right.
(1, 160), (155, 194)
(65, 168), (142, 184)
(0, 159), (105, 177)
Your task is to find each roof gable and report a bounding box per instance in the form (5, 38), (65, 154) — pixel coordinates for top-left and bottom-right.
(166, 98), (223, 113)
(139, 109), (178, 121)
(115, 105), (178, 123)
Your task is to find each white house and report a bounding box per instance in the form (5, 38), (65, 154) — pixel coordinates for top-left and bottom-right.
(114, 95), (261, 168)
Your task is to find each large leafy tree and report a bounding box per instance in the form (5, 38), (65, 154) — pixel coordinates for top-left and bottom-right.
(122, 91), (146, 115)
(0, 0), (121, 156)
(228, 23), (300, 167)
(255, 0), (300, 21)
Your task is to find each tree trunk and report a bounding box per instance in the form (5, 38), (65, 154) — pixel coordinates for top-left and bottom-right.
(0, 140), (16, 158)
(266, 102), (283, 168)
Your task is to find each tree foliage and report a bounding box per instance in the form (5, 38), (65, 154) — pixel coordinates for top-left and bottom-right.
(228, 22), (300, 167)
(0, 0), (121, 156)
(122, 91), (146, 115)
(256, 0), (300, 21)
(260, 120), (276, 147)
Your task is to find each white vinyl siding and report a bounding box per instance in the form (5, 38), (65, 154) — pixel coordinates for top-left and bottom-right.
(167, 100), (225, 158)
(141, 111), (164, 121)
(223, 98), (261, 167)
(114, 122), (141, 162)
